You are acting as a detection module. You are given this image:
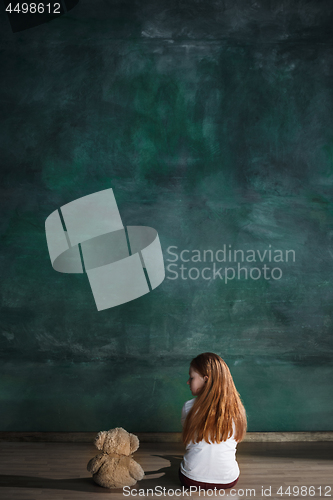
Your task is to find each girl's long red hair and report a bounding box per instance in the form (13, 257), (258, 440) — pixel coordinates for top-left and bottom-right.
(182, 353), (247, 446)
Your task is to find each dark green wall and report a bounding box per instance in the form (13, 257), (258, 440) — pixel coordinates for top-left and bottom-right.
(0, 0), (332, 432)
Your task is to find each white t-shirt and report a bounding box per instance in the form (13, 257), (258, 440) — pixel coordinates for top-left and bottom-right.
(180, 398), (240, 484)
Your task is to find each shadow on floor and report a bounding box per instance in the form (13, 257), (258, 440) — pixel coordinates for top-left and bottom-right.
(0, 454), (183, 494)
(138, 453), (183, 490)
(0, 475), (115, 493)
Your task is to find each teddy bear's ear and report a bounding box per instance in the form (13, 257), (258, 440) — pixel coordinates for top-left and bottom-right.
(129, 433), (140, 454)
(94, 431), (107, 450)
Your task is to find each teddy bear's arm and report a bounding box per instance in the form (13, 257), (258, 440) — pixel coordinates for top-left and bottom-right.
(87, 453), (108, 475)
(128, 458), (145, 481)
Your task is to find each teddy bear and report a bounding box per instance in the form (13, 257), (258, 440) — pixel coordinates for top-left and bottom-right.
(87, 427), (145, 489)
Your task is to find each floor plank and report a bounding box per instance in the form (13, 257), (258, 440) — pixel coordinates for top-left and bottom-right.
(0, 441), (332, 499)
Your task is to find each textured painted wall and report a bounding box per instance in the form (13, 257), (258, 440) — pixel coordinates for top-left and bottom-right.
(0, 0), (332, 432)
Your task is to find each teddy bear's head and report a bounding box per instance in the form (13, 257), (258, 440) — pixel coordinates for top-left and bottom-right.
(94, 427), (139, 456)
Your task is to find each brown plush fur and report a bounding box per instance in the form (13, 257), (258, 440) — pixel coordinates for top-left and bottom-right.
(87, 427), (145, 489)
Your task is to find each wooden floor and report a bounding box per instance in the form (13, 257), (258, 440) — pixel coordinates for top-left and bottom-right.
(0, 441), (332, 499)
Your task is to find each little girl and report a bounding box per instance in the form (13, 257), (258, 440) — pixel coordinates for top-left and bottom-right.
(179, 352), (247, 490)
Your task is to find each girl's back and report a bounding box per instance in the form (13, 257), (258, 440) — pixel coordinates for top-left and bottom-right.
(179, 353), (247, 489)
